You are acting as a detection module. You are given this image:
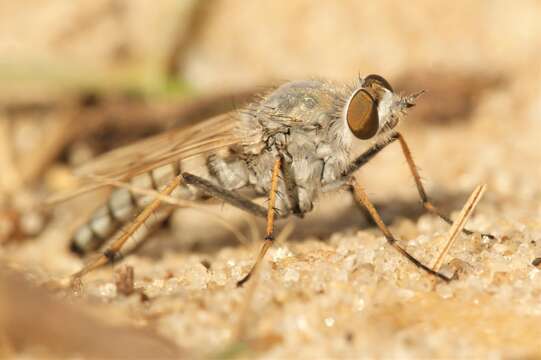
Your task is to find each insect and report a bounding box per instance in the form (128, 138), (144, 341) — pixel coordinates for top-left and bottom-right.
(63, 74), (492, 283)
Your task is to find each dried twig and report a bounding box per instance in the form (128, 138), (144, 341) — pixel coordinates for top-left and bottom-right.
(0, 118), (20, 193)
(18, 116), (74, 188)
(115, 265), (135, 296)
(431, 184), (487, 272)
(165, 1), (214, 79)
(4, 88), (258, 188)
(52, 0), (127, 47)
(234, 223), (295, 341)
(234, 255), (262, 342)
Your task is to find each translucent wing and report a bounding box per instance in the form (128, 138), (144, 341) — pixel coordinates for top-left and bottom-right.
(47, 112), (240, 204)
(77, 112), (239, 179)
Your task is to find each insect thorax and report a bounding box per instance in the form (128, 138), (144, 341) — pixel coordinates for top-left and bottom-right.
(211, 80), (355, 216)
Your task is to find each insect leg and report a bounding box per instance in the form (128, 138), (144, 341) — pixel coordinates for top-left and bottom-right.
(343, 132), (493, 239)
(236, 158), (282, 286)
(70, 164), (182, 256)
(181, 173), (268, 218)
(394, 133), (494, 239)
(71, 175), (182, 280)
(279, 157), (302, 216)
(350, 177), (451, 282)
(342, 133), (400, 176)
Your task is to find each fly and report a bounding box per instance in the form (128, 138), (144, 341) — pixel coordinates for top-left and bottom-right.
(60, 74), (493, 283)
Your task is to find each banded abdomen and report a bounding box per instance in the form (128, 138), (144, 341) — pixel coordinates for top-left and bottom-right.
(69, 162), (188, 256)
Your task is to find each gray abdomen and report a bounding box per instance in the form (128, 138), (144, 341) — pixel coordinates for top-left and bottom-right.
(69, 163), (189, 256)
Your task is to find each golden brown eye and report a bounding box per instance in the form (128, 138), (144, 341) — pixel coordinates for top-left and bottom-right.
(346, 89), (379, 139)
(364, 74), (394, 92)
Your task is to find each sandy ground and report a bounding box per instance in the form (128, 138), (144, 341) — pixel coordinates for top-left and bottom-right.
(1, 1), (541, 359)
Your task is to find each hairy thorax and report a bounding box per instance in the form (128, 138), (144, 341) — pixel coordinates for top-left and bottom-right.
(224, 80), (354, 216)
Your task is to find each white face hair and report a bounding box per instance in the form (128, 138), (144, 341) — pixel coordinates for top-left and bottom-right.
(375, 88), (396, 131)
(344, 74), (418, 140)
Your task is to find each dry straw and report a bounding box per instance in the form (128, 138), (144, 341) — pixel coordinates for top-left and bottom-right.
(431, 184), (487, 272)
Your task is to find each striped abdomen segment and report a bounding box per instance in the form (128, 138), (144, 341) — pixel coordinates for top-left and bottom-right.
(69, 163), (185, 256)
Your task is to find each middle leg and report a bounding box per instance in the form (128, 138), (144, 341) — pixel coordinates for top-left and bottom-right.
(237, 157), (282, 286)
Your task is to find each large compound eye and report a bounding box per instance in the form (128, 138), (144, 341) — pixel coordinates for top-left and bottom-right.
(346, 89), (379, 139)
(364, 74), (394, 92)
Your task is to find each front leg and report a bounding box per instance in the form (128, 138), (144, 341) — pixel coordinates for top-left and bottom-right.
(342, 131), (493, 239)
(394, 133), (493, 239)
(350, 177), (451, 282)
(342, 132), (400, 176)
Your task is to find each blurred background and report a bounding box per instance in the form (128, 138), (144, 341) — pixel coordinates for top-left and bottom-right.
(1, 1), (541, 358)
(1, 1), (539, 91)
(2, 0), (540, 89)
